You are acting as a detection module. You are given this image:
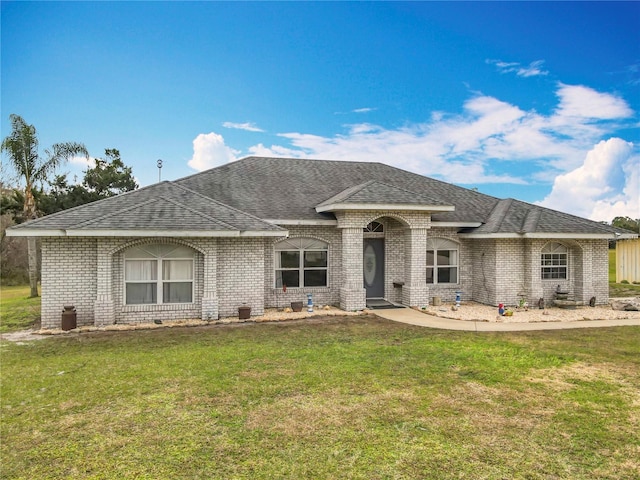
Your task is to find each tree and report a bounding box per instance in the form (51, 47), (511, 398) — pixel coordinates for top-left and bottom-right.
(83, 148), (137, 198)
(1, 114), (88, 297)
(37, 149), (138, 216)
(612, 216), (640, 234)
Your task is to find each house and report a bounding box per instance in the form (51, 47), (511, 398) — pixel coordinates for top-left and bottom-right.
(7, 157), (634, 329)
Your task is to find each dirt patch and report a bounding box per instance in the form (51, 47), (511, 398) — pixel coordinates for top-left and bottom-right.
(0, 329), (48, 343)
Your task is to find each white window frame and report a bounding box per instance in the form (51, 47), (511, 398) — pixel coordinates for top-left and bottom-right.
(274, 238), (329, 288)
(541, 242), (568, 280)
(426, 238), (459, 285)
(124, 244), (195, 305)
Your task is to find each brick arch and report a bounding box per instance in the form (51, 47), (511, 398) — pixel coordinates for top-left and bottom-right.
(108, 237), (206, 256)
(271, 234), (333, 247)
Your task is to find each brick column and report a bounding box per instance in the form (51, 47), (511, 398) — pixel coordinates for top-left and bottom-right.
(94, 242), (115, 326)
(402, 227), (429, 307)
(339, 227), (367, 311)
(201, 240), (219, 320)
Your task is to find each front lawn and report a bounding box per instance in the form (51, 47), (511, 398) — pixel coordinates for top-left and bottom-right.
(2, 318), (639, 479)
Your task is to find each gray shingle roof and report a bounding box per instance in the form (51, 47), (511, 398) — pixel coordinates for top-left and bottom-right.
(316, 180), (453, 209)
(9, 181), (284, 235)
(9, 156), (627, 237)
(462, 198), (622, 235)
(175, 157), (494, 223)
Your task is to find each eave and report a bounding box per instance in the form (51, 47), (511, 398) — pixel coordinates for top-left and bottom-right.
(6, 228), (288, 238)
(458, 232), (628, 240)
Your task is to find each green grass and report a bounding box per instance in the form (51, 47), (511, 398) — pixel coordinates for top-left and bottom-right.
(0, 284), (40, 333)
(2, 318), (639, 479)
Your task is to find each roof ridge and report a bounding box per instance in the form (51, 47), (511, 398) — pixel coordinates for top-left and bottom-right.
(520, 206), (541, 233)
(485, 198), (514, 233)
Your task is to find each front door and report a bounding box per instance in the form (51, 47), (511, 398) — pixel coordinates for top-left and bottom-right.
(364, 238), (385, 298)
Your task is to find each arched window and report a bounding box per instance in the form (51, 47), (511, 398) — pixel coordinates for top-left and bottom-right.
(275, 238), (328, 288)
(364, 221), (384, 233)
(541, 242), (568, 280)
(426, 238), (459, 284)
(124, 244), (195, 305)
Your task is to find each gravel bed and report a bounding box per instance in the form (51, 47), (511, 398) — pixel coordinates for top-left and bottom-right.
(418, 300), (640, 323)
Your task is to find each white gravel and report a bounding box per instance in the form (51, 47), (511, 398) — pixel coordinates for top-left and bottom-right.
(417, 299), (640, 323)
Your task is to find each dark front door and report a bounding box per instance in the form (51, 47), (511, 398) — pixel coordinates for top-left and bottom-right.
(364, 238), (385, 298)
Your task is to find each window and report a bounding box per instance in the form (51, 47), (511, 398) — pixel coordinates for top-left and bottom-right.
(426, 238), (459, 284)
(125, 244), (195, 305)
(275, 238), (328, 288)
(541, 242), (568, 280)
(364, 221), (384, 233)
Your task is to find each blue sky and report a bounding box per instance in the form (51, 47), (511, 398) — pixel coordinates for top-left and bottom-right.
(2, 1), (639, 222)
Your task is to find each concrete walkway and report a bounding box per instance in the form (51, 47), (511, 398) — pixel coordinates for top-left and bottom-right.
(373, 307), (640, 331)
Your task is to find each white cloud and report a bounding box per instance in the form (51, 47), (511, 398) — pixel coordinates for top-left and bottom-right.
(537, 138), (639, 221)
(222, 122), (264, 132)
(554, 84), (634, 120)
(247, 84), (634, 191)
(187, 132), (239, 171)
(487, 59), (548, 77)
(69, 155), (96, 169)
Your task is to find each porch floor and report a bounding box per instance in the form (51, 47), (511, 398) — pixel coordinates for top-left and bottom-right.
(366, 298), (406, 310)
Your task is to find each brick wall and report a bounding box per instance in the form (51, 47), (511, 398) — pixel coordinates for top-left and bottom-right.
(217, 237), (265, 317)
(264, 226), (341, 309)
(39, 230), (611, 328)
(41, 238), (97, 329)
(469, 238), (610, 307)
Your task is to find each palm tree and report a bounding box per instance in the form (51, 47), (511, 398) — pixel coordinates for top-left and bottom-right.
(1, 114), (88, 297)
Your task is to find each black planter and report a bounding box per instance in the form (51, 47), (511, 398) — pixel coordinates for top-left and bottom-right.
(291, 301), (303, 312)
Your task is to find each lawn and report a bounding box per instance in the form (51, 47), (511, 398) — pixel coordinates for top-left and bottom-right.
(2, 317), (639, 479)
(0, 284), (40, 333)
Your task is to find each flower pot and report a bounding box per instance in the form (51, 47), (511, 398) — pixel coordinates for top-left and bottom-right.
(238, 306), (251, 320)
(291, 301), (303, 312)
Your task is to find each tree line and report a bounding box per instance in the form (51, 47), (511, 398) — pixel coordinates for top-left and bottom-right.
(1, 114), (137, 294)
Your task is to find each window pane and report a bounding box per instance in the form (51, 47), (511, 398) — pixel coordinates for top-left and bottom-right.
(426, 267), (434, 284)
(542, 267), (567, 280)
(126, 283), (156, 304)
(437, 250), (452, 266)
(304, 269), (327, 287)
(163, 260), (193, 281)
(304, 251), (327, 268)
(278, 251), (300, 269)
(276, 270), (300, 288)
(426, 251), (434, 267)
(163, 282), (192, 303)
(125, 260), (157, 281)
(437, 267), (457, 284)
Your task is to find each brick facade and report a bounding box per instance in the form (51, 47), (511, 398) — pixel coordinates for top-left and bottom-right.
(39, 221), (611, 328)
